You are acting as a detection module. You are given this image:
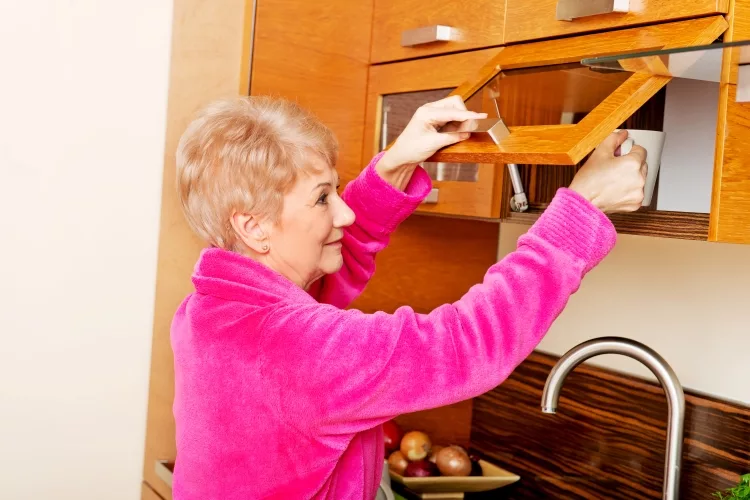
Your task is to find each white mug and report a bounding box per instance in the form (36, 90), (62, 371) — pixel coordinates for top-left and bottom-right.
(615, 129), (666, 207)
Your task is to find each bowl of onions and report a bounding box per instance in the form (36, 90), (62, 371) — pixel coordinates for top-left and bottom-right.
(383, 424), (520, 499)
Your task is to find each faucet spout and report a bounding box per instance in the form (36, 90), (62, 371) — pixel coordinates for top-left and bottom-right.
(541, 337), (685, 500)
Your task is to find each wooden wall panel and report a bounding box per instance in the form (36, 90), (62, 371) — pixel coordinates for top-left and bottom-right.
(710, 0), (750, 243)
(250, 0), (374, 186)
(470, 352), (750, 499)
(352, 216), (499, 314)
(141, 1), (249, 499)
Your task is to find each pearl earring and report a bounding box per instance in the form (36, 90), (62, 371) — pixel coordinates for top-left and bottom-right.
(262, 244), (269, 251)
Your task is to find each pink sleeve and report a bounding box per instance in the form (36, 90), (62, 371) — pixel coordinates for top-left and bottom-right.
(306, 151), (432, 308)
(265, 188), (617, 435)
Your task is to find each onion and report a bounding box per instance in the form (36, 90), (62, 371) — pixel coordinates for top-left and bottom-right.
(404, 459), (439, 478)
(387, 451), (409, 476)
(427, 445), (444, 464)
(383, 420), (403, 456)
(435, 445), (472, 477)
(400, 431), (432, 461)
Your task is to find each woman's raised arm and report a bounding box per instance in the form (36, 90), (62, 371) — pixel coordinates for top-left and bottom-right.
(263, 187), (615, 436)
(307, 97), (486, 307)
(265, 129), (648, 437)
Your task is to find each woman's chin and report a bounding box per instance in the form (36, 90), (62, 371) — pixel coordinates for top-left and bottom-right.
(322, 255), (344, 275)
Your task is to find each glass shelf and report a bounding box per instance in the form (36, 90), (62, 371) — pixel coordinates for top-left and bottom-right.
(581, 40), (750, 90)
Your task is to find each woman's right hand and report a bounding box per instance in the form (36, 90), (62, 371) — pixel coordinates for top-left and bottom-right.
(568, 130), (648, 214)
(375, 96), (486, 190)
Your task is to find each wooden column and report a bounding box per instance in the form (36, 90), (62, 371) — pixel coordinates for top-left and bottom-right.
(141, 1), (250, 498)
(710, 0), (750, 243)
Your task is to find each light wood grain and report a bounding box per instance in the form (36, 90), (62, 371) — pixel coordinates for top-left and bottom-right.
(709, 0), (750, 243)
(371, 0), (505, 63)
(430, 16), (728, 165)
(251, 0), (372, 186)
(142, 482), (165, 500)
(351, 216), (500, 314)
(141, 2), (250, 499)
(505, 0), (729, 43)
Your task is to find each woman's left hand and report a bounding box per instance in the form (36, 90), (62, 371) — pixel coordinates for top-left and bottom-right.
(376, 95), (486, 190)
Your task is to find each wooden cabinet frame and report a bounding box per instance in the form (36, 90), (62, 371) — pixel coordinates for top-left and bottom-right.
(710, 0), (750, 243)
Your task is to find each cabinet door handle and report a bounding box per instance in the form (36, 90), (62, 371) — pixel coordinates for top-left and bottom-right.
(401, 25), (458, 47)
(421, 188), (439, 204)
(556, 0), (629, 21)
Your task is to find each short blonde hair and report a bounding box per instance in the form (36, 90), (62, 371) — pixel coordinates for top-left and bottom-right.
(176, 96), (338, 251)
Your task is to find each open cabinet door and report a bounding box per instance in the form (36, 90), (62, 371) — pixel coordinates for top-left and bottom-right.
(431, 16), (729, 165)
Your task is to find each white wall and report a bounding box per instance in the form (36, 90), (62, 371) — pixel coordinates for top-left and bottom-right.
(657, 78), (719, 213)
(0, 2), (173, 499)
(499, 223), (750, 405)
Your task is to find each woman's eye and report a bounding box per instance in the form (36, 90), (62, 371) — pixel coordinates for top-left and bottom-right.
(317, 193), (329, 205)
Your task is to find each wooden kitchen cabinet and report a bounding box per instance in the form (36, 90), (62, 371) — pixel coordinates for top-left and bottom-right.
(395, 14), (750, 244)
(504, 0), (729, 44)
(371, 0), (505, 64)
(368, 16), (737, 229)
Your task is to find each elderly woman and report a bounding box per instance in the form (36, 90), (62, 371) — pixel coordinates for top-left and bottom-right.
(171, 95), (646, 499)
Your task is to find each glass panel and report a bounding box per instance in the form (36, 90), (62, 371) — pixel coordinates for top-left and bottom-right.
(464, 63), (631, 126)
(381, 89), (479, 182)
(580, 40), (750, 84)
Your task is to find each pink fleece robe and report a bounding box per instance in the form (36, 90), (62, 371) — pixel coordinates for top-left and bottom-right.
(171, 152), (616, 499)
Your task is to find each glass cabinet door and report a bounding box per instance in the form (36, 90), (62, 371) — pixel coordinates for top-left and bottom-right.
(381, 89), (480, 183)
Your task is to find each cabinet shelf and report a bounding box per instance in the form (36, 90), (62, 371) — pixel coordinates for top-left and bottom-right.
(504, 208), (710, 241)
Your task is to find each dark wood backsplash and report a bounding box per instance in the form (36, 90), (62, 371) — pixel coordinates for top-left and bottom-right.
(469, 351), (750, 499)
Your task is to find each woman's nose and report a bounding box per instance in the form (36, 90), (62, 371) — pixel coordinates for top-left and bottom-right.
(333, 198), (355, 228)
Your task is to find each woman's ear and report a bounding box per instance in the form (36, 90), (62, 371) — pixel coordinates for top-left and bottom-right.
(230, 211), (270, 254)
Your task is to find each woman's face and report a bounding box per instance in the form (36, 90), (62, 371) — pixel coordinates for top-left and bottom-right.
(264, 154), (355, 288)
